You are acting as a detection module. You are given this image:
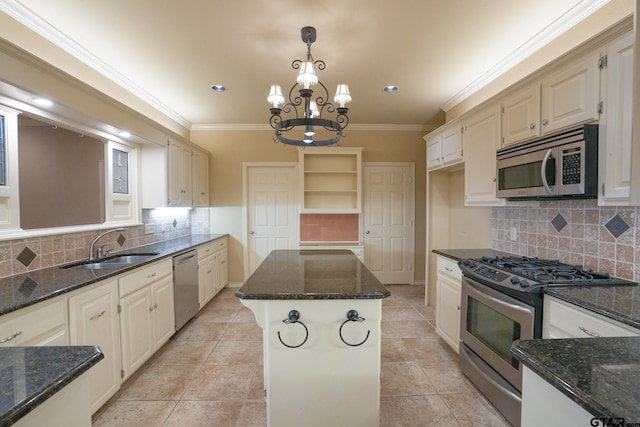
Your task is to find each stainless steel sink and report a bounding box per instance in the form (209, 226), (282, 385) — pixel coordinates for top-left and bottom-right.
(61, 253), (160, 270)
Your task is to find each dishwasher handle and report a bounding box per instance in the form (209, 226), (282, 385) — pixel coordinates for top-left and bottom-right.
(175, 254), (196, 264)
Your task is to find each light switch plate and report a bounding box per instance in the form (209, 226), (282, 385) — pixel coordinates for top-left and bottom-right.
(510, 227), (517, 241)
(144, 223), (155, 235)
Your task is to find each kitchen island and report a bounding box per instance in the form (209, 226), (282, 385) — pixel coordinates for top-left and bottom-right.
(236, 250), (389, 427)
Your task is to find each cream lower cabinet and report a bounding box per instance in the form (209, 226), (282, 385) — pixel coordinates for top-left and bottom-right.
(68, 279), (121, 414)
(198, 238), (228, 308)
(0, 297), (68, 347)
(543, 295), (639, 338)
(463, 104), (504, 206)
(521, 366), (593, 427)
(435, 256), (462, 353)
(119, 259), (175, 381)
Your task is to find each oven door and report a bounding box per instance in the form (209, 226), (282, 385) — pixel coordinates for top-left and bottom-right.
(496, 147), (557, 198)
(460, 276), (535, 391)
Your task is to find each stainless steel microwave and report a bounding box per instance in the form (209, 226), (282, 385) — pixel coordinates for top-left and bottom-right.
(496, 124), (598, 200)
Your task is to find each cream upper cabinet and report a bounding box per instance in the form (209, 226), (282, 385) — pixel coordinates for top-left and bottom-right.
(463, 104), (504, 206)
(299, 147), (362, 213)
(540, 52), (601, 135)
(501, 85), (541, 146)
(425, 123), (463, 170)
(501, 52), (601, 148)
(168, 140), (193, 206)
(141, 139), (210, 208)
(192, 148), (210, 207)
(599, 32), (634, 206)
(68, 279), (121, 414)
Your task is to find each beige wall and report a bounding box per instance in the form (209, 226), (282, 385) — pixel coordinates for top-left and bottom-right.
(191, 129), (426, 285)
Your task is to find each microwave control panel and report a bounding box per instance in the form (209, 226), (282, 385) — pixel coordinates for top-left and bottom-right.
(561, 147), (582, 185)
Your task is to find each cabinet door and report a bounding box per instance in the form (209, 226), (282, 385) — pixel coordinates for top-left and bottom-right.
(541, 53), (600, 134)
(68, 280), (121, 413)
(214, 248), (228, 293)
(441, 125), (463, 165)
(501, 85), (541, 146)
(435, 274), (461, 353)
(198, 255), (215, 307)
(151, 275), (175, 347)
(463, 105), (504, 206)
(192, 149), (210, 207)
(426, 133), (442, 170)
(119, 287), (154, 380)
(599, 33), (634, 205)
(168, 141), (192, 206)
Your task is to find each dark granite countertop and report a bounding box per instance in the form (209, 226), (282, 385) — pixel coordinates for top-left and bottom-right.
(512, 337), (640, 423)
(432, 248), (514, 262)
(0, 345), (103, 426)
(236, 250), (389, 300)
(0, 233), (227, 316)
(545, 286), (640, 331)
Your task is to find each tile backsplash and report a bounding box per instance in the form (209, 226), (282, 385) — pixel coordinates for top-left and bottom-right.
(0, 208), (209, 278)
(492, 199), (639, 281)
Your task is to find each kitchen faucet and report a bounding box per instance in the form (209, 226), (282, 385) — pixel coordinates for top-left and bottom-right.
(89, 228), (126, 261)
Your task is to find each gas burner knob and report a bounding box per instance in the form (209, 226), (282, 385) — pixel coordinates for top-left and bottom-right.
(510, 277), (520, 285)
(519, 280), (530, 288)
(468, 261), (476, 268)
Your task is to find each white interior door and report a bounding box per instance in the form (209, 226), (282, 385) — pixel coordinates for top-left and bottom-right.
(244, 164), (298, 278)
(363, 163), (414, 284)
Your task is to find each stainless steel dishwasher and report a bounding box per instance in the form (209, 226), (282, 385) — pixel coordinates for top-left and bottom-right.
(173, 250), (199, 330)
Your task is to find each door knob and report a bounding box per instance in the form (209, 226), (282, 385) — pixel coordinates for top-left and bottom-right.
(365, 230), (370, 234)
(249, 231), (255, 235)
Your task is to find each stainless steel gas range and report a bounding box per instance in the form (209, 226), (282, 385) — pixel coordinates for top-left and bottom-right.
(457, 255), (636, 427)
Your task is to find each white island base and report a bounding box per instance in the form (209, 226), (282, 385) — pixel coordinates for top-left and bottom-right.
(241, 298), (382, 427)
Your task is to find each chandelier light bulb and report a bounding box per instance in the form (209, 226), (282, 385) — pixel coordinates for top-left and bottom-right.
(297, 61), (318, 89)
(308, 100), (320, 118)
(267, 85), (285, 108)
(334, 84), (351, 107)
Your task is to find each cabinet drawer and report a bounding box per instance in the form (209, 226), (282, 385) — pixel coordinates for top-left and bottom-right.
(544, 296), (639, 338)
(436, 256), (462, 280)
(0, 298), (67, 346)
(198, 238), (227, 261)
(119, 259), (172, 297)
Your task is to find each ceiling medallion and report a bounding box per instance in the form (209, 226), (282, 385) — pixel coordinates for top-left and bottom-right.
(267, 27), (351, 147)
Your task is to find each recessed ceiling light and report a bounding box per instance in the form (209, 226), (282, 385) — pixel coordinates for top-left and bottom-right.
(211, 85), (226, 92)
(33, 97), (54, 106)
(383, 86), (398, 93)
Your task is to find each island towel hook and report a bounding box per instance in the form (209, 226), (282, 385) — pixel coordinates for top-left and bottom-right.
(339, 309), (370, 347)
(277, 310), (309, 349)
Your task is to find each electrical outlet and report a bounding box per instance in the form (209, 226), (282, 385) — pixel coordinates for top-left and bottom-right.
(144, 223), (156, 235)
(510, 227), (517, 241)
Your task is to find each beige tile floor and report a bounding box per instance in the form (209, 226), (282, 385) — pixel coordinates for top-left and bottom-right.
(92, 285), (510, 426)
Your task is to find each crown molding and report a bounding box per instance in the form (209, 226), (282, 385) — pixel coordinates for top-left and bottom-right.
(190, 123), (437, 132)
(0, 0), (191, 129)
(440, 0), (610, 112)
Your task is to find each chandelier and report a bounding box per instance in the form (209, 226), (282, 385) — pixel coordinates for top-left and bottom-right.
(267, 27), (351, 146)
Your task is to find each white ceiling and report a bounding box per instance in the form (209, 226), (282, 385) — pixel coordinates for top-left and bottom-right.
(2, 0), (612, 130)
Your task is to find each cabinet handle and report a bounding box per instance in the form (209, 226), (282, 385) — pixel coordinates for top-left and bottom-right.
(578, 326), (600, 337)
(542, 119), (548, 126)
(154, 304), (158, 310)
(147, 272), (157, 279)
(529, 123), (535, 129)
(149, 306), (154, 312)
(0, 331), (22, 343)
(445, 267), (454, 272)
(90, 310), (106, 321)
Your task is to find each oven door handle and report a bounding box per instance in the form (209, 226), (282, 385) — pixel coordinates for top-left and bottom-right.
(464, 279), (534, 319)
(541, 149), (554, 195)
